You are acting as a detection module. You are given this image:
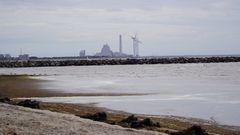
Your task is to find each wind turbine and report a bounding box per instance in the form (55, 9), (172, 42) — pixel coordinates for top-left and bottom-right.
(131, 33), (143, 57)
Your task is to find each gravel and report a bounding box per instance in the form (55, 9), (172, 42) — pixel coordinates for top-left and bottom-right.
(0, 103), (166, 135)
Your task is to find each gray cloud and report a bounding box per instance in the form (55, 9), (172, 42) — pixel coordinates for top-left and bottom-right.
(0, 0), (240, 56)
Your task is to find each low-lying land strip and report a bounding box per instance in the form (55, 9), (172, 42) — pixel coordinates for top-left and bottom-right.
(1, 56), (240, 67)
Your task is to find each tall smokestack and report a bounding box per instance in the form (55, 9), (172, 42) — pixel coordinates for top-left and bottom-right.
(119, 34), (122, 53)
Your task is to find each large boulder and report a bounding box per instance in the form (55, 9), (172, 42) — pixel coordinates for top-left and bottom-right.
(120, 115), (160, 129)
(17, 99), (40, 109)
(0, 97), (11, 103)
(171, 125), (209, 135)
(80, 112), (107, 122)
(121, 115), (138, 123)
(140, 118), (160, 127)
(121, 115), (142, 128)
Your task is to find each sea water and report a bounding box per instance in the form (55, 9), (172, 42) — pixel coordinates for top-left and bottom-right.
(1, 62), (240, 126)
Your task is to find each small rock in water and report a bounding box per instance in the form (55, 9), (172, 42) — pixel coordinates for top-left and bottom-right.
(17, 100), (40, 109)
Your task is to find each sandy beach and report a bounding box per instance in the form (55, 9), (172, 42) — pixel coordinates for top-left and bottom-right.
(0, 103), (166, 135)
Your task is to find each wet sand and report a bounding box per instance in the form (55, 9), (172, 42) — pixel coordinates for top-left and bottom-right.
(0, 75), (55, 98)
(0, 75), (145, 98)
(1, 75), (240, 135)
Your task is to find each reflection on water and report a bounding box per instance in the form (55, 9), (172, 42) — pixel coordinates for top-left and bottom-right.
(1, 63), (240, 126)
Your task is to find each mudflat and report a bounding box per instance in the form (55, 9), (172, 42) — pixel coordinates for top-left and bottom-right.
(0, 75), (143, 98)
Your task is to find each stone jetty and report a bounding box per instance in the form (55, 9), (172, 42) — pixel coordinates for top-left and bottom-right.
(0, 56), (240, 68)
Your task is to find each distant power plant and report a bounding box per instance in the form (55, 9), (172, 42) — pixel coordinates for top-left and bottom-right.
(94, 34), (142, 57)
(95, 44), (113, 57)
(1, 34), (143, 59)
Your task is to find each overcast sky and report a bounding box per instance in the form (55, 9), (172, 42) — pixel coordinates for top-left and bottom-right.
(0, 0), (240, 57)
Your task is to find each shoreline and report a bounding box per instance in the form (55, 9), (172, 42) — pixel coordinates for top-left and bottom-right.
(5, 100), (240, 135)
(1, 75), (240, 135)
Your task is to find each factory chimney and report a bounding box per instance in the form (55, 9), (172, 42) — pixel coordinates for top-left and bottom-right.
(119, 34), (122, 54)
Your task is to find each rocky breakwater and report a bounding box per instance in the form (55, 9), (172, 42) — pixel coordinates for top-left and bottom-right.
(1, 56), (240, 68)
